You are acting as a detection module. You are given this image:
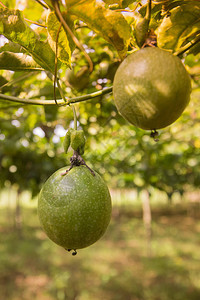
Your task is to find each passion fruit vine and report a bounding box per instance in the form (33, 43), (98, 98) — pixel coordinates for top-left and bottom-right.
(113, 47), (191, 130)
(38, 165), (112, 254)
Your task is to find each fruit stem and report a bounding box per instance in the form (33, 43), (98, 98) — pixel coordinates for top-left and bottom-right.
(72, 105), (78, 130)
(67, 249), (77, 256)
(62, 151), (95, 176)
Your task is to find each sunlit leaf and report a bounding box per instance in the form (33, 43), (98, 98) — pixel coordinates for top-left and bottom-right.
(0, 8), (57, 73)
(0, 52), (43, 71)
(47, 11), (75, 67)
(68, 0), (131, 59)
(156, 1), (200, 52)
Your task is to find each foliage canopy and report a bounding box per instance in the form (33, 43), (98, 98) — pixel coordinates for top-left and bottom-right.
(0, 0), (200, 198)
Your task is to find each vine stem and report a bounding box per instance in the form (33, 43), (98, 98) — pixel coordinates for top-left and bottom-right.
(0, 86), (113, 106)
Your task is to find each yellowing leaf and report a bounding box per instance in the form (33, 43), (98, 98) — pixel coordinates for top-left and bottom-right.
(156, 1), (200, 52)
(47, 12), (75, 67)
(68, 0), (131, 59)
(66, 0), (133, 8)
(102, 0), (134, 8)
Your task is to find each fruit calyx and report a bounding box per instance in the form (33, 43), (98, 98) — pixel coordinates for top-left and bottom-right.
(67, 249), (77, 256)
(62, 150), (95, 177)
(141, 29), (157, 48)
(150, 129), (159, 142)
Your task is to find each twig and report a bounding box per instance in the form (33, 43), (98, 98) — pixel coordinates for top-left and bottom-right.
(25, 18), (47, 28)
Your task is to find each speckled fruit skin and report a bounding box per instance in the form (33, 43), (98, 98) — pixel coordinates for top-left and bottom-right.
(113, 47), (191, 130)
(38, 165), (112, 250)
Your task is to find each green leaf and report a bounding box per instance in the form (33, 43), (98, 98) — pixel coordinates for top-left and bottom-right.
(68, 0), (131, 59)
(47, 11), (75, 67)
(156, 1), (200, 52)
(0, 51), (43, 71)
(33, 40), (60, 73)
(0, 41), (25, 53)
(0, 8), (57, 73)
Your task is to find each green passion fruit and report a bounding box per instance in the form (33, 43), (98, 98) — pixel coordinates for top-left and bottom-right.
(38, 165), (112, 251)
(113, 47), (191, 130)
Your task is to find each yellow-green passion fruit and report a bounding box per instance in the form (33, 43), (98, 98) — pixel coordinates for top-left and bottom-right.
(113, 47), (191, 130)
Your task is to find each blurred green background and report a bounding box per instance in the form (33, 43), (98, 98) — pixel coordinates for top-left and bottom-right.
(1, 188), (200, 300)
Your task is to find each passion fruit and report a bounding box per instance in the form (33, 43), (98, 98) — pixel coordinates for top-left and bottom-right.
(38, 165), (111, 251)
(113, 47), (191, 130)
